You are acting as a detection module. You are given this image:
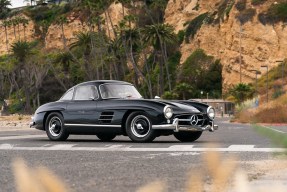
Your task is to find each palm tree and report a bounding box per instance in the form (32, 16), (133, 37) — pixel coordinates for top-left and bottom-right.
(10, 41), (35, 112)
(70, 31), (96, 80)
(52, 51), (75, 90)
(55, 16), (69, 49)
(120, 27), (153, 97)
(20, 17), (29, 41)
(142, 23), (177, 94)
(1, 19), (11, 52)
(15, 16), (22, 40)
(107, 37), (126, 80)
(0, 0), (11, 19)
(11, 18), (18, 39)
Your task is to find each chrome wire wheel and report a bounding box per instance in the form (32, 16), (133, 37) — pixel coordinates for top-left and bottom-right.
(48, 116), (62, 137)
(130, 115), (151, 138)
(45, 112), (69, 141)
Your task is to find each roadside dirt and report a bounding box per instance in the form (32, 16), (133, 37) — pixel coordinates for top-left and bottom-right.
(0, 115), (31, 131)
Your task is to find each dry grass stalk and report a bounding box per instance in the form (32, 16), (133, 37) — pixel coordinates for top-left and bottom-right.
(13, 159), (68, 192)
(203, 150), (236, 192)
(185, 171), (203, 192)
(136, 180), (165, 192)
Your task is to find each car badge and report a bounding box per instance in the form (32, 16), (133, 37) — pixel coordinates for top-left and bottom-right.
(190, 115), (198, 125)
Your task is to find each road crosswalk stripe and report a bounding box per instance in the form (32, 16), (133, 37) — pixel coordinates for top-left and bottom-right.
(0, 144), (285, 152)
(0, 135), (46, 140)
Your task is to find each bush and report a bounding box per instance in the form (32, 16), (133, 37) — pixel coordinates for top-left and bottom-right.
(255, 105), (287, 123)
(213, 0), (235, 23)
(258, 2), (287, 24)
(177, 30), (185, 44)
(8, 100), (25, 114)
(236, 8), (256, 24)
(184, 13), (209, 43)
(235, 0), (246, 11)
(161, 91), (178, 99)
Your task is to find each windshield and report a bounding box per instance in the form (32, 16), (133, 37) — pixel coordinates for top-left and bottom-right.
(100, 84), (142, 99)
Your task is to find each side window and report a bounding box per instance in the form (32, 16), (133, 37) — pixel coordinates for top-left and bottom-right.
(74, 85), (98, 100)
(60, 89), (74, 100)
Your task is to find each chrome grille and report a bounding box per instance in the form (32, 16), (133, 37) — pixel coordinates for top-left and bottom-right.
(176, 114), (205, 127)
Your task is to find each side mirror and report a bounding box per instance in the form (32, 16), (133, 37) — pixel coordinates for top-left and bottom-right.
(154, 96), (160, 99)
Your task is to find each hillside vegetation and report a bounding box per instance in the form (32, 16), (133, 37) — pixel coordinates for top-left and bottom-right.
(0, 0), (287, 115)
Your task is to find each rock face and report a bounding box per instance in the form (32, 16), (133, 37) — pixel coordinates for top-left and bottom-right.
(165, 0), (287, 91)
(0, 2), (126, 54)
(1, 0), (287, 91)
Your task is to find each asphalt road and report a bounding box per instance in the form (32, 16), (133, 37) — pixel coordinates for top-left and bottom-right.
(0, 117), (286, 192)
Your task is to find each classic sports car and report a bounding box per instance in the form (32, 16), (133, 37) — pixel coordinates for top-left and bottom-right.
(30, 80), (218, 142)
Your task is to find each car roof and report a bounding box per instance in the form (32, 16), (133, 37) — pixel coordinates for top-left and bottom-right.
(74, 80), (133, 87)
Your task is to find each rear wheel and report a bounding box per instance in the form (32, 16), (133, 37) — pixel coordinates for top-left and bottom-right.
(45, 112), (69, 141)
(174, 131), (202, 142)
(125, 112), (156, 142)
(97, 134), (116, 141)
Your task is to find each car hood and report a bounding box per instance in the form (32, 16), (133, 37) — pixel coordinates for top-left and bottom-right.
(149, 99), (201, 114)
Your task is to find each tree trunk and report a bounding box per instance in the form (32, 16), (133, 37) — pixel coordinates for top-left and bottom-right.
(61, 24), (67, 49)
(13, 26), (16, 39)
(4, 26), (9, 52)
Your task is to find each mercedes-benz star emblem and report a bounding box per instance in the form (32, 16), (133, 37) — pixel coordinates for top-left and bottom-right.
(190, 115), (198, 125)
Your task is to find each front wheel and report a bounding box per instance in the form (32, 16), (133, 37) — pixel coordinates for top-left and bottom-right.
(125, 112), (156, 142)
(174, 131), (202, 142)
(45, 112), (69, 141)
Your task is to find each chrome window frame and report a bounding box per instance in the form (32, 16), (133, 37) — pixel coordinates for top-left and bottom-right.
(99, 83), (141, 99)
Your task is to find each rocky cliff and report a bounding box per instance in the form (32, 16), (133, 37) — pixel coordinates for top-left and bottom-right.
(165, 0), (287, 90)
(1, 0), (286, 91)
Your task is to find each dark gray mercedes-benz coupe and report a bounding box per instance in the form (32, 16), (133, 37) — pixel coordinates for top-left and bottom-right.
(30, 80), (218, 142)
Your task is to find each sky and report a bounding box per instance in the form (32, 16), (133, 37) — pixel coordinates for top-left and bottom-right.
(10, 0), (27, 8)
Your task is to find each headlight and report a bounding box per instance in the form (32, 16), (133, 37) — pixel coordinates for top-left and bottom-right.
(164, 106), (173, 119)
(207, 106), (215, 119)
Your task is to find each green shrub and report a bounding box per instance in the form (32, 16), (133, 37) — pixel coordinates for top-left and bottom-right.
(258, 2), (287, 24)
(236, 8), (256, 24)
(8, 100), (25, 114)
(272, 86), (284, 99)
(184, 13), (209, 43)
(177, 30), (185, 44)
(214, 0), (235, 23)
(235, 0), (246, 11)
(162, 91), (178, 99)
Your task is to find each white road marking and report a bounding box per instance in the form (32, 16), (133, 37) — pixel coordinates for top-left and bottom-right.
(0, 134), (46, 140)
(261, 125), (286, 134)
(0, 144), (285, 152)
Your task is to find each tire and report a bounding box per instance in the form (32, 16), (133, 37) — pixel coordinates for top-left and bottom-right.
(174, 131), (202, 142)
(97, 134), (117, 141)
(125, 112), (156, 142)
(45, 112), (69, 141)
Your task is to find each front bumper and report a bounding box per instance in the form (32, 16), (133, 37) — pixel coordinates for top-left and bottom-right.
(152, 118), (218, 132)
(29, 121), (35, 128)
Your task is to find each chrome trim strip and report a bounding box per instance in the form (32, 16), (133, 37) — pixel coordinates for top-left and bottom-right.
(65, 124), (121, 128)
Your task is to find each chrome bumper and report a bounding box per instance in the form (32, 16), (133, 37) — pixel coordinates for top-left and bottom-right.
(152, 118), (218, 132)
(29, 116), (35, 128)
(29, 121), (35, 128)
